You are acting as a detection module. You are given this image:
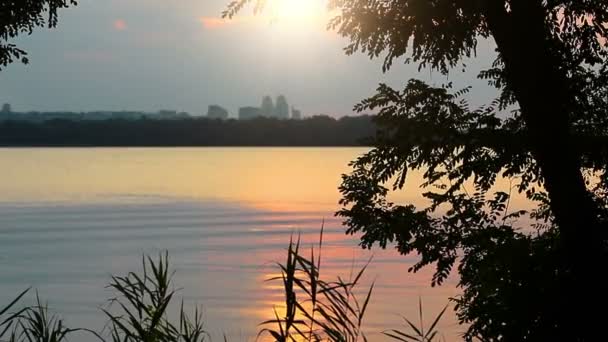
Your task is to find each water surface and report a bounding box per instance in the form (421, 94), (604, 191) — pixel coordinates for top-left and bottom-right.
(0, 148), (466, 340)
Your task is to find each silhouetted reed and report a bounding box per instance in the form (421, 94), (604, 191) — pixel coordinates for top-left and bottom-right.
(383, 299), (447, 342)
(12, 292), (83, 342)
(0, 231), (446, 342)
(259, 228), (374, 342)
(102, 252), (208, 342)
(0, 288), (29, 340)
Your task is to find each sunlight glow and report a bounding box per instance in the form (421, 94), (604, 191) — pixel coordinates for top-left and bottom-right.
(265, 0), (329, 27)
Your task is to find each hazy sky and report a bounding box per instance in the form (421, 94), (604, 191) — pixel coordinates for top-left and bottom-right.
(0, 0), (497, 117)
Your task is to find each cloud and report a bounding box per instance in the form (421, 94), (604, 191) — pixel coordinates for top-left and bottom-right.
(113, 19), (128, 31)
(200, 17), (229, 29)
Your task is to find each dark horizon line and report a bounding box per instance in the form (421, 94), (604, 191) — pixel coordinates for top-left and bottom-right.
(0, 114), (377, 147)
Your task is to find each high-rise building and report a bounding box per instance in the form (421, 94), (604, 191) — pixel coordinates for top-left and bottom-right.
(260, 96), (274, 117)
(275, 95), (289, 119)
(207, 105), (229, 120)
(1, 103), (11, 114)
(291, 107), (302, 120)
(239, 106), (262, 120)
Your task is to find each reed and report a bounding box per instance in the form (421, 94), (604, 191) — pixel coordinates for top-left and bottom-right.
(0, 230), (446, 342)
(12, 292), (82, 342)
(383, 299), (448, 342)
(259, 228), (374, 342)
(102, 252), (209, 342)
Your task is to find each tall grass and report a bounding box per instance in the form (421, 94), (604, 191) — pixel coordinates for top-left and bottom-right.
(0, 231), (447, 342)
(383, 299), (447, 342)
(259, 230), (375, 342)
(0, 288), (29, 340)
(13, 292), (83, 342)
(102, 252), (208, 342)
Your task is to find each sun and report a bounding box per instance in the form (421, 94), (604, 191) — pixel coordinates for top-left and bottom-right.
(266, 0), (328, 24)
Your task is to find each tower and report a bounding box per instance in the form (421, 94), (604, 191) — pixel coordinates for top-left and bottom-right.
(275, 95), (289, 119)
(291, 107), (302, 120)
(260, 96), (274, 117)
(1, 103), (11, 114)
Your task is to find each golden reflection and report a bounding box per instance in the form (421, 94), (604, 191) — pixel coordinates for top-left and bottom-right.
(248, 245), (462, 341)
(0, 148), (368, 207)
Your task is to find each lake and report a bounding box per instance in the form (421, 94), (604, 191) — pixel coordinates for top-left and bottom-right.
(0, 148), (465, 341)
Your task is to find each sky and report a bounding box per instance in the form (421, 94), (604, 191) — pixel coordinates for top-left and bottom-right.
(0, 0), (498, 117)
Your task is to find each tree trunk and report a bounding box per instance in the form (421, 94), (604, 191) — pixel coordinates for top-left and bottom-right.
(483, 0), (606, 337)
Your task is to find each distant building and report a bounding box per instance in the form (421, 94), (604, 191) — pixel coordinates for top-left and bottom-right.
(260, 96), (274, 117)
(238, 106), (261, 120)
(206, 105), (229, 120)
(1, 103), (11, 114)
(158, 110), (177, 116)
(291, 107), (302, 120)
(275, 95), (289, 119)
(155, 110), (192, 119)
(109, 111), (144, 120)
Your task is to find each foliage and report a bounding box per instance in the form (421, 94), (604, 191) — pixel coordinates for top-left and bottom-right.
(333, 71), (601, 341)
(0, 1), (77, 70)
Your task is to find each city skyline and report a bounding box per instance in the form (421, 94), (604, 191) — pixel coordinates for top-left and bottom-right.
(1, 93), (308, 120)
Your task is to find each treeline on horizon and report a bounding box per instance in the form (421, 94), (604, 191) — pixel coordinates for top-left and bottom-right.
(0, 115), (376, 147)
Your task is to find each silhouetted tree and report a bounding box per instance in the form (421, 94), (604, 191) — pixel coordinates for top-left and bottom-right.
(0, 0), (76, 70)
(0, 115), (375, 146)
(225, 0), (608, 340)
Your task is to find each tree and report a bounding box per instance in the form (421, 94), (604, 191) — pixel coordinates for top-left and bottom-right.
(224, 0), (608, 340)
(0, 1), (76, 70)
